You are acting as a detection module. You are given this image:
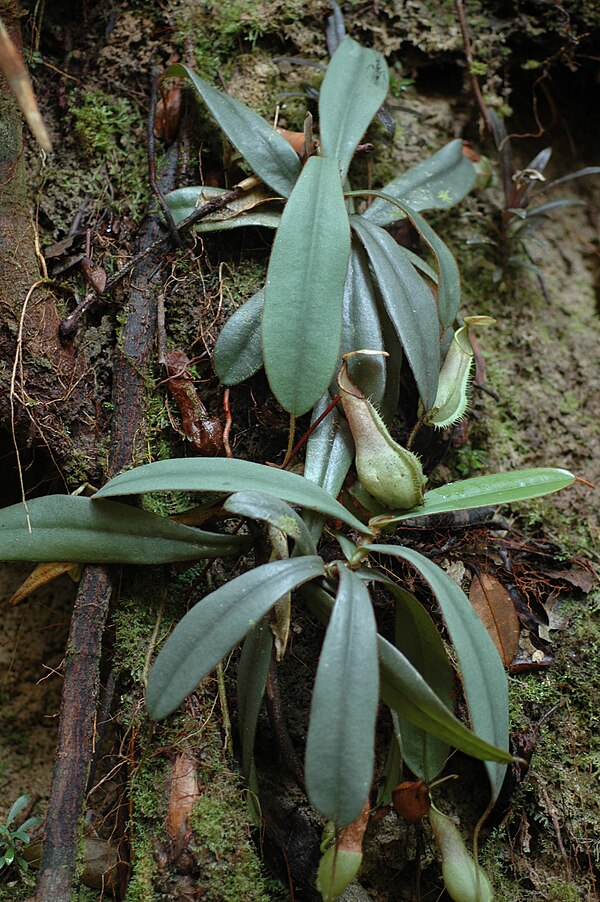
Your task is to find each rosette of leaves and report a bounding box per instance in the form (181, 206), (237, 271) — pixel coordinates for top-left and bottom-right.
(477, 112), (600, 296)
(0, 457), (576, 897)
(164, 36), (475, 427)
(0, 462), (574, 857)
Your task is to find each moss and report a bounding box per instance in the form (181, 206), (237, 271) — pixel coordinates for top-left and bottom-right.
(124, 832), (158, 902)
(125, 751), (165, 902)
(0, 877), (37, 901)
(37, 83), (149, 233)
(481, 592), (600, 900)
(70, 90), (136, 158)
(174, 0), (317, 88)
(189, 719), (287, 902)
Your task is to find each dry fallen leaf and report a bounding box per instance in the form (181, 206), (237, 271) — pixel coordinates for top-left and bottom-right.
(154, 82), (182, 143)
(0, 17), (51, 151)
(9, 561), (81, 605)
(276, 127), (307, 156)
(166, 752), (199, 847)
(469, 572), (520, 666)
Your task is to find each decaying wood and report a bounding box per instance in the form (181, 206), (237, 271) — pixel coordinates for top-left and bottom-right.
(35, 564), (115, 900)
(35, 146), (180, 902)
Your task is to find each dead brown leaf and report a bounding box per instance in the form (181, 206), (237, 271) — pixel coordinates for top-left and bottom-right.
(469, 572), (521, 665)
(0, 17), (52, 151)
(166, 752), (199, 846)
(543, 565), (597, 595)
(9, 561), (81, 605)
(276, 127), (307, 156)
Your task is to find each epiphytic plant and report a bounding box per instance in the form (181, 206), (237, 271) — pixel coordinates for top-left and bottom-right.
(0, 458), (575, 898)
(471, 111), (600, 297)
(163, 32), (476, 431)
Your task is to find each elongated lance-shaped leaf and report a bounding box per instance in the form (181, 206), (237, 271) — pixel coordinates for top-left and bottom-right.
(534, 164), (600, 194)
(366, 545), (509, 799)
(362, 139), (476, 226)
(351, 215), (440, 410)
(303, 582), (513, 765)
(0, 495), (248, 564)
(376, 714), (403, 806)
(213, 289), (264, 385)
(166, 64), (301, 198)
(319, 37), (389, 181)
(305, 566), (379, 826)
(370, 467), (576, 528)
(263, 155), (351, 415)
(339, 240), (387, 404)
(223, 491), (317, 557)
(378, 309), (403, 426)
(303, 393), (355, 542)
(147, 556), (325, 719)
(95, 457), (371, 534)
(360, 195), (460, 333)
(362, 569), (453, 782)
(237, 618), (273, 813)
(165, 186), (282, 232)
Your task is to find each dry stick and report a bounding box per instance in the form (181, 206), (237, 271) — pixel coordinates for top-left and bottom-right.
(36, 144), (180, 902)
(35, 565), (116, 901)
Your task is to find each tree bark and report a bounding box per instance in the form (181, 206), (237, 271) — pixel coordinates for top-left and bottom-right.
(35, 144), (178, 901)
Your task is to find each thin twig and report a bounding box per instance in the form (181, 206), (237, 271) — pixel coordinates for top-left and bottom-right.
(10, 279), (48, 529)
(222, 388), (233, 458)
(103, 179), (256, 294)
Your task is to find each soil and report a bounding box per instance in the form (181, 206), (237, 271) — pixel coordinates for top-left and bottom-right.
(0, 1), (598, 901)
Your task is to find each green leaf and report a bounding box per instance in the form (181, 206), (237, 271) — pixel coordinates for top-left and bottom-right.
(237, 618), (273, 824)
(223, 491), (317, 556)
(365, 571), (453, 782)
(370, 468), (576, 527)
(378, 312), (403, 426)
(213, 289), (264, 385)
(351, 215), (440, 410)
(95, 457), (371, 534)
(304, 394), (354, 496)
(305, 566), (379, 825)
(303, 583), (513, 766)
(379, 634), (511, 766)
(362, 139), (476, 226)
(319, 36), (389, 180)
(340, 240), (387, 404)
(366, 545), (509, 799)
(303, 393), (355, 541)
(167, 64), (301, 197)
(238, 620), (272, 780)
(6, 797), (28, 827)
(535, 165), (600, 194)
(0, 496), (247, 564)
(366, 197), (461, 332)
(376, 714), (403, 807)
(147, 556), (325, 719)
(165, 186), (282, 232)
(263, 155), (351, 415)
